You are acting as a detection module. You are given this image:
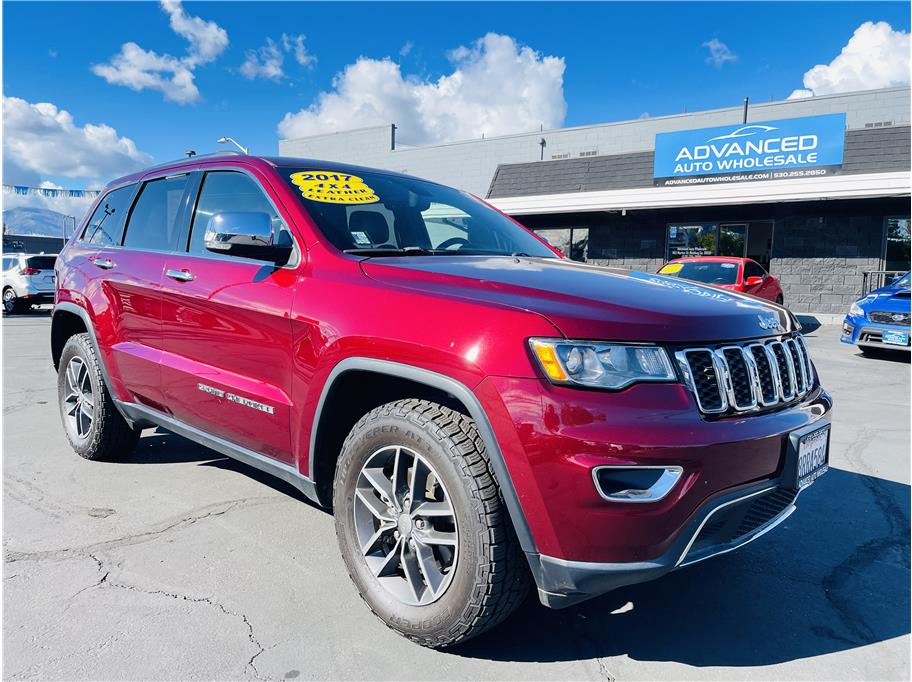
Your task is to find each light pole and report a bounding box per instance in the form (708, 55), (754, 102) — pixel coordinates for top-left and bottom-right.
(217, 137), (249, 155)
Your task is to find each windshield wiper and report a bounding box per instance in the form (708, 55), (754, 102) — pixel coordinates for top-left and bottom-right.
(343, 247), (436, 256)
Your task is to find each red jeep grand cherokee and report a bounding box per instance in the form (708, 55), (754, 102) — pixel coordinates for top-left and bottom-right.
(52, 155), (832, 647)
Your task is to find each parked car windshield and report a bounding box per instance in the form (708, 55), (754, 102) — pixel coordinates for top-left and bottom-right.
(893, 272), (910, 288)
(282, 168), (556, 257)
(659, 260), (739, 285)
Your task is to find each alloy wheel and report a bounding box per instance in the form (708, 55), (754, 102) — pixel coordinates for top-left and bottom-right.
(3, 290), (15, 314)
(353, 445), (458, 606)
(63, 357), (94, 439)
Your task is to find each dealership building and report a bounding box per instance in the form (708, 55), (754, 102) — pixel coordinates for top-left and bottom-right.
(280, 86), (911, 315)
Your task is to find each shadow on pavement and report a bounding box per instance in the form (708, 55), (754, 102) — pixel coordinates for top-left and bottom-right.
(455, 467), (910, 668)
(125, 429), (325, 509)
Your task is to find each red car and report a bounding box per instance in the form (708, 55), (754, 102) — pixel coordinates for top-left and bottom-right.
(52, 155), (830, 647)
(658, 256), (785, 304)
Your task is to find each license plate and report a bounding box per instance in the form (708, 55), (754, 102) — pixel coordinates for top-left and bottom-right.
(797, 425), (829, 489)
(883, 330), (909, 346)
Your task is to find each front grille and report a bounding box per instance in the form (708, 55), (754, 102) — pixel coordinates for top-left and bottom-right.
(869, 311), (911, 326)
(684, 487), (796, 561)
(676, 334), (814, 416)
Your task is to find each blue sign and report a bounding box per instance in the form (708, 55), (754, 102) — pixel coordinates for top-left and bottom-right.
(653, 113), (846, 186)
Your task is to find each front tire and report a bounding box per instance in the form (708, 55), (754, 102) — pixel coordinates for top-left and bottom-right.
(57, 333), (140, 460)
(333, 399), (529, 647)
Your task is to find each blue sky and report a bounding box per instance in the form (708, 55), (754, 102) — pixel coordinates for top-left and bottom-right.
(2, 1), (910, 209)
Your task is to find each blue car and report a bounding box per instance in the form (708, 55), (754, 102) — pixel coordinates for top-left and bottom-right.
(842, 272), (911, 355)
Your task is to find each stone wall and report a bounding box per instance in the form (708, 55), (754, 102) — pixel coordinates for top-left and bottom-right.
(518, 199), (909, 316)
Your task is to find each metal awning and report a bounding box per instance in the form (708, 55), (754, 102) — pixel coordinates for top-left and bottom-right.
(488, 171), (911, 216)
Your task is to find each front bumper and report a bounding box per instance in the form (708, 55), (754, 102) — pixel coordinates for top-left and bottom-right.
(532, 465), (811, 608)
(841, 314), (911, 350)
(475, 376), (833, 607)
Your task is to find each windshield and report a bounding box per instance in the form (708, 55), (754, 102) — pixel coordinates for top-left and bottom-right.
(282, 168), (556, 257)
(894, 272), (911, 288)
(658, 260), (739, 285)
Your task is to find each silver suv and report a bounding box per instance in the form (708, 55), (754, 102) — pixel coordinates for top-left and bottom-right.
(2, 253), (57, 313)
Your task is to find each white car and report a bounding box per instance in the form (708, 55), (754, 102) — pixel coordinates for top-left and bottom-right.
(2, 253), (57, 313)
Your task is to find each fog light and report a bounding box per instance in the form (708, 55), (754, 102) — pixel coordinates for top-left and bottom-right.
(842, 323), (854, 337)
(592, 466), (683, 503)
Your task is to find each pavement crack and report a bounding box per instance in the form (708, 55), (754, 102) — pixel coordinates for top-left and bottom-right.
(5, 497), (274, 566)
(102, 576), (267, 680)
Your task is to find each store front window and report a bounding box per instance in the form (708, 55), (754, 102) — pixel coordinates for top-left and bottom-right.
(884, 217), (911, 272)
(536, 227), (589, 261)
(666, 221), (772, 267)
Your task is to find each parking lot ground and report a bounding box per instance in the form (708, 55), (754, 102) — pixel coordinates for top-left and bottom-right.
(2, 310), (910, 681)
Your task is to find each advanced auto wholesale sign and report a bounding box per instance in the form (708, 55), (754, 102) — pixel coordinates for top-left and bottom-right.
(653, 113), (846, 186)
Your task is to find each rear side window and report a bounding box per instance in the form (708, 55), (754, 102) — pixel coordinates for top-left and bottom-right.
(81, 184), (136, 246)
(188, 171), (280, 254)
(25, 256), (56, 270)
(123, 175), (190, 251)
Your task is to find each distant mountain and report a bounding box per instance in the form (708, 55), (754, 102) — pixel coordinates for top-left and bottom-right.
(3, 207), (73, 237)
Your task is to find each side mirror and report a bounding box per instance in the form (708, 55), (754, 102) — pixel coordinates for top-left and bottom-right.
(205, 212), (292, 265)
(745, 276), (763, 287)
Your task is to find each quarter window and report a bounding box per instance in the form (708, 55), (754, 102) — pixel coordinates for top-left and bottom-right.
(80, 184), (136, 246)
(188, 171), (281, 255)
(123, 175), (190, 250)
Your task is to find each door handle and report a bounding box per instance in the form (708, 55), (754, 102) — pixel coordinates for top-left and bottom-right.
(92, 258), (114, 270)
(166, 268), (194, 282)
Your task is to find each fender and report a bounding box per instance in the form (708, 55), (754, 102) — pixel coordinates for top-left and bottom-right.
(52, 301), (135, 426)
(309, 357), (538, 556)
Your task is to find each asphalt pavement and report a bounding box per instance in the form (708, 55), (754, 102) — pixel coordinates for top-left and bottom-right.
(3, 309), (909, 681)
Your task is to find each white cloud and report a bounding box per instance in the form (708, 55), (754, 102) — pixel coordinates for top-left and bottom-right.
(161, 0), (228, 66)
(241, 38), (285, 80)
(703, 38), (737, 68)
(240, 34), (315, 81)
(788, 21), (910, 99)
(92, 0), (228, 103)
(787, 88), (814, 100)
(399, 41), (413, 57)
(284, 34), (316, 68)
(278, 33), (566, 145)
(2, 96), (152, 182)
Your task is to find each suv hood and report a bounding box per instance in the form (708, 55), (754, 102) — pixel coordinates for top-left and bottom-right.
(360, 256), (795, 343)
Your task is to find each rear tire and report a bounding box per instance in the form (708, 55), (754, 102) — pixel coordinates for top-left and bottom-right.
(775, 294), (784, 305)
(3, 288), (21, 314)
(333, 399), (529, 647)
(57, 333), (140, 461)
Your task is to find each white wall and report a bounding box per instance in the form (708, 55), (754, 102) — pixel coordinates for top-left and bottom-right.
(278, 87), (911, 196)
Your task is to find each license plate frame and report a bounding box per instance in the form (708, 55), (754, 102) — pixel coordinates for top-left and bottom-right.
(783, 421), (830, 491)
(882, 330), (909, 346)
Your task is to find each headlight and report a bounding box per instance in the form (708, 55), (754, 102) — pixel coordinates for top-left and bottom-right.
(530, 338), (676, 389)
(849, 302), (864, 317)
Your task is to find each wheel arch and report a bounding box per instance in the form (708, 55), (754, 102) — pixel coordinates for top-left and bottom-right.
(308, 358), (537, 555)
(51, 302), (136, 428)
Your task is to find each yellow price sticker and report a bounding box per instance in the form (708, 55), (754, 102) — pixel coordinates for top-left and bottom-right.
(659, 263), (683, 274)
(290, 171), (379, 205)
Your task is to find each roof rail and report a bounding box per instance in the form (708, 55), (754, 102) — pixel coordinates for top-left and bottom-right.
(141, 150), (246, 173)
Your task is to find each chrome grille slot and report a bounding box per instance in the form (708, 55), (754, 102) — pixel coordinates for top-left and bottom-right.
(677, 349), (726, 413)
(748, 344), (779, 406)
(796, 335), (814, 388)
(719, 347), (756, 410)
(784, 338), (806, 395)
(768, 341), (795, 401)
(678, 334), (815, 416)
